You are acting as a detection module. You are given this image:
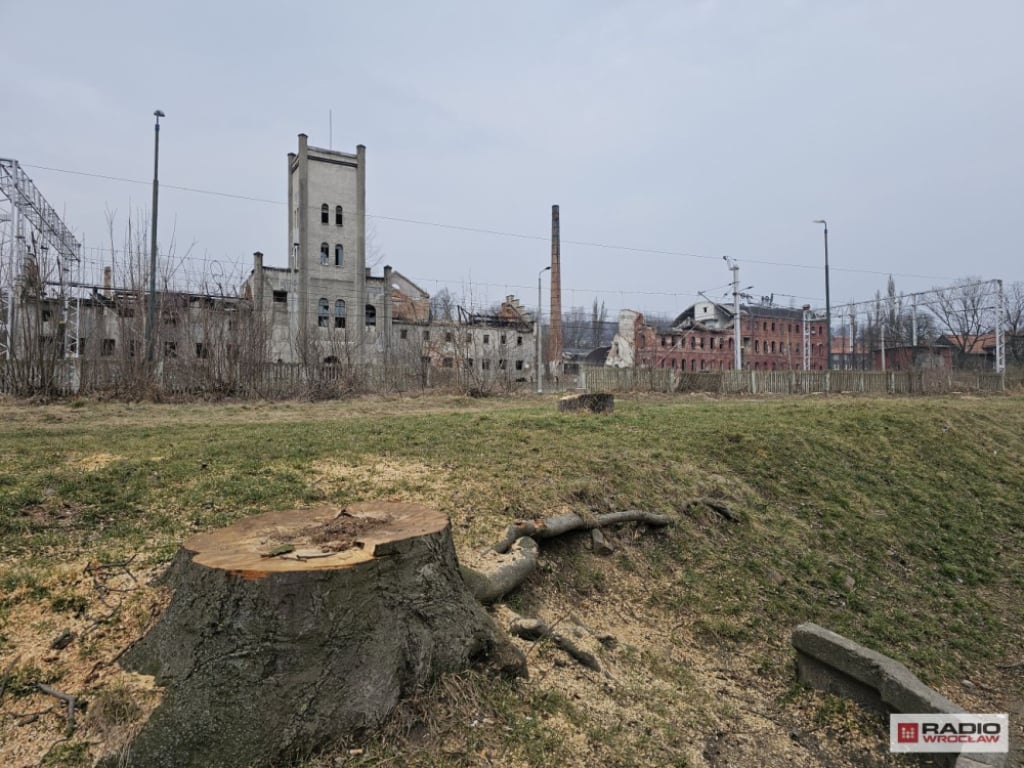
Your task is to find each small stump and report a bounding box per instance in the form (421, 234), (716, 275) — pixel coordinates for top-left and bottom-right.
(559, 392), (615, 414)
(110, 502), (523, 768)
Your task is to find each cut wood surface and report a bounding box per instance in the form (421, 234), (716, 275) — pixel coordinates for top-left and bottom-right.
(187, 501), (448, 575)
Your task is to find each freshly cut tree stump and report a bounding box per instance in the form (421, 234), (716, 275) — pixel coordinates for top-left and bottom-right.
(108, 502), (524, 768)
(558, 392), (614, 413)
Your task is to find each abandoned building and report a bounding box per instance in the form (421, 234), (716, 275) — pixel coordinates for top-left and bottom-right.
(1, 141), (538, 391)
(240, 135), (536, 375)
(606, 300), (829, 372)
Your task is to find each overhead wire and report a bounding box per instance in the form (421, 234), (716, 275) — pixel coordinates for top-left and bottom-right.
(22, 161), (961, 284)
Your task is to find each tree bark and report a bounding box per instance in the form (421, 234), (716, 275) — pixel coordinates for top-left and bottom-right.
(107, 502), (524, 768)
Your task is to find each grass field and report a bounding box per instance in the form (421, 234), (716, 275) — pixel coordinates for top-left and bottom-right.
(0, 392), (1022, 767)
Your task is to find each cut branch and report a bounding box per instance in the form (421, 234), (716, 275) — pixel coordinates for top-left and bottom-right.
(492, 510), (671, 554)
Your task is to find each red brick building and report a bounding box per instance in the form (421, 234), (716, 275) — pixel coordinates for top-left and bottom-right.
(613, 301), (828, 372)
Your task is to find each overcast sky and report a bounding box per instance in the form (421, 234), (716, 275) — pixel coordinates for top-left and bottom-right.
(2, 0), (1021, 319)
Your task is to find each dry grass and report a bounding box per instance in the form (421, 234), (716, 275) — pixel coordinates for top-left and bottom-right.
(0, 392), (1022, 767)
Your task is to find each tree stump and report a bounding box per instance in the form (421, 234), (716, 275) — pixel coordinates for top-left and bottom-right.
(108, 502), (524, 768)
(558, 392), (614, 413)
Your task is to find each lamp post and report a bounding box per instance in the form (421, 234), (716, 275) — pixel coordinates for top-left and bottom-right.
(147, 110), (165, 363)
(536, 265), (550, 394)
(813, 219), (831, 371)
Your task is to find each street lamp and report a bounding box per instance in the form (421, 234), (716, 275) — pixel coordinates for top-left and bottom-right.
(147, 109), (165, 363)
(536, 265), (550, 394)
(813, 219), (831, 371)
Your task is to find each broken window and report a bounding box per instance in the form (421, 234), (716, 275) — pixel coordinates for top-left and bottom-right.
(163, 341), (177, 358)
(516, 336), (523, 346)
(321, 204), (329, 224)
(320, 243), (330, 265)
(318, 298), (329, 327)
(515, 360), (524, 371)
(365, 304), (376, 327)
(195, 343), (209, 359)
(400, 329), (408, 340)
(273, 290), (287, 304)
(445, 332), (453, 342)
(442, 357), (454, 368)
(335, 244), (344, 267)
(500, 334), (507, 345)
(335, 206), (343, 226)
(334, 300), (346, 329)
(481, 360), (491, 370)
(101, 338), (115, 357)
(483, 334), (490, 344)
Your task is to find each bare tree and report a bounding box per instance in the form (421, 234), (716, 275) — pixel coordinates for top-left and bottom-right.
(590, 298), (608, 348)
(931, 277), (998, 369)
(1003, 280), (1024, 368)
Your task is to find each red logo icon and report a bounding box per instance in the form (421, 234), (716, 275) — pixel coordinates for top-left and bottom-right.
(897, 723), (919, 743)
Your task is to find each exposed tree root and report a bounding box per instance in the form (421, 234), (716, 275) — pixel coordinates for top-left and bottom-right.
(505, 610), (616, 672)
(682, 497), (742, 523)
(462, 509), (672, 604)
(491, 510), (671, 554)
(461, 537), (539, 604)
(36, 683), (79, 735)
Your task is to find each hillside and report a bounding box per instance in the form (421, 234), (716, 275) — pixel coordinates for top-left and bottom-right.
(0, 393), (1021, 767)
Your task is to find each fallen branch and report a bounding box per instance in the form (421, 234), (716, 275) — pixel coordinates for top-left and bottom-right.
(36, 683), (79, 735)
(492, 510), (671, 554)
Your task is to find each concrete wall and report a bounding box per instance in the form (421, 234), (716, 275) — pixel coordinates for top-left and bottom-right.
(792, 623), (1005, 768)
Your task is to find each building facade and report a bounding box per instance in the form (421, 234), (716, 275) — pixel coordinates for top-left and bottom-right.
(608, 301), (829, 372)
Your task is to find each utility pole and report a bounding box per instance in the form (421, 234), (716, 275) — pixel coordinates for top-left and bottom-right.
(813, 219), (832, 370)
(723, 256), (742, 370)
(147, 110), (165, 363)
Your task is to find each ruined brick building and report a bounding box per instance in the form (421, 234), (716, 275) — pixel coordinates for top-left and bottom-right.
(606, 299), (829, 372)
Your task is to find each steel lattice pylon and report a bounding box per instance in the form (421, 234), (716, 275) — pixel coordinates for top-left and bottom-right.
(0, 158), (81, 359)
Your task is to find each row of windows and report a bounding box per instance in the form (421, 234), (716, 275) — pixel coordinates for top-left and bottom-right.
(320, 243), (343, 267)
(83, 338), (216, 360)
(456, 358), (525, 371)
(757, 321), (802, 334)
(399, 329), (524, 345)
(656, 359), (816, 372)
(321, 205), (343, 226)
(658, 335), (735, 350)
(316, 299), (377, 329)
(654, 336), (826, 356)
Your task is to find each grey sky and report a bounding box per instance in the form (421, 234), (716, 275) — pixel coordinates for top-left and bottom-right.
(2, 0), (1021, 318)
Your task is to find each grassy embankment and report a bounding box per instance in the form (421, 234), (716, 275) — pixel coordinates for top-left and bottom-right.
(0, 394), (1021, 767)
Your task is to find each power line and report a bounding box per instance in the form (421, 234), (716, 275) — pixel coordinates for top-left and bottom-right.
(22, 161), (961, 283)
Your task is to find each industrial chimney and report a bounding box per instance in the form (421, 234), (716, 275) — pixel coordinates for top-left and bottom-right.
(549, 204), (562, 376)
